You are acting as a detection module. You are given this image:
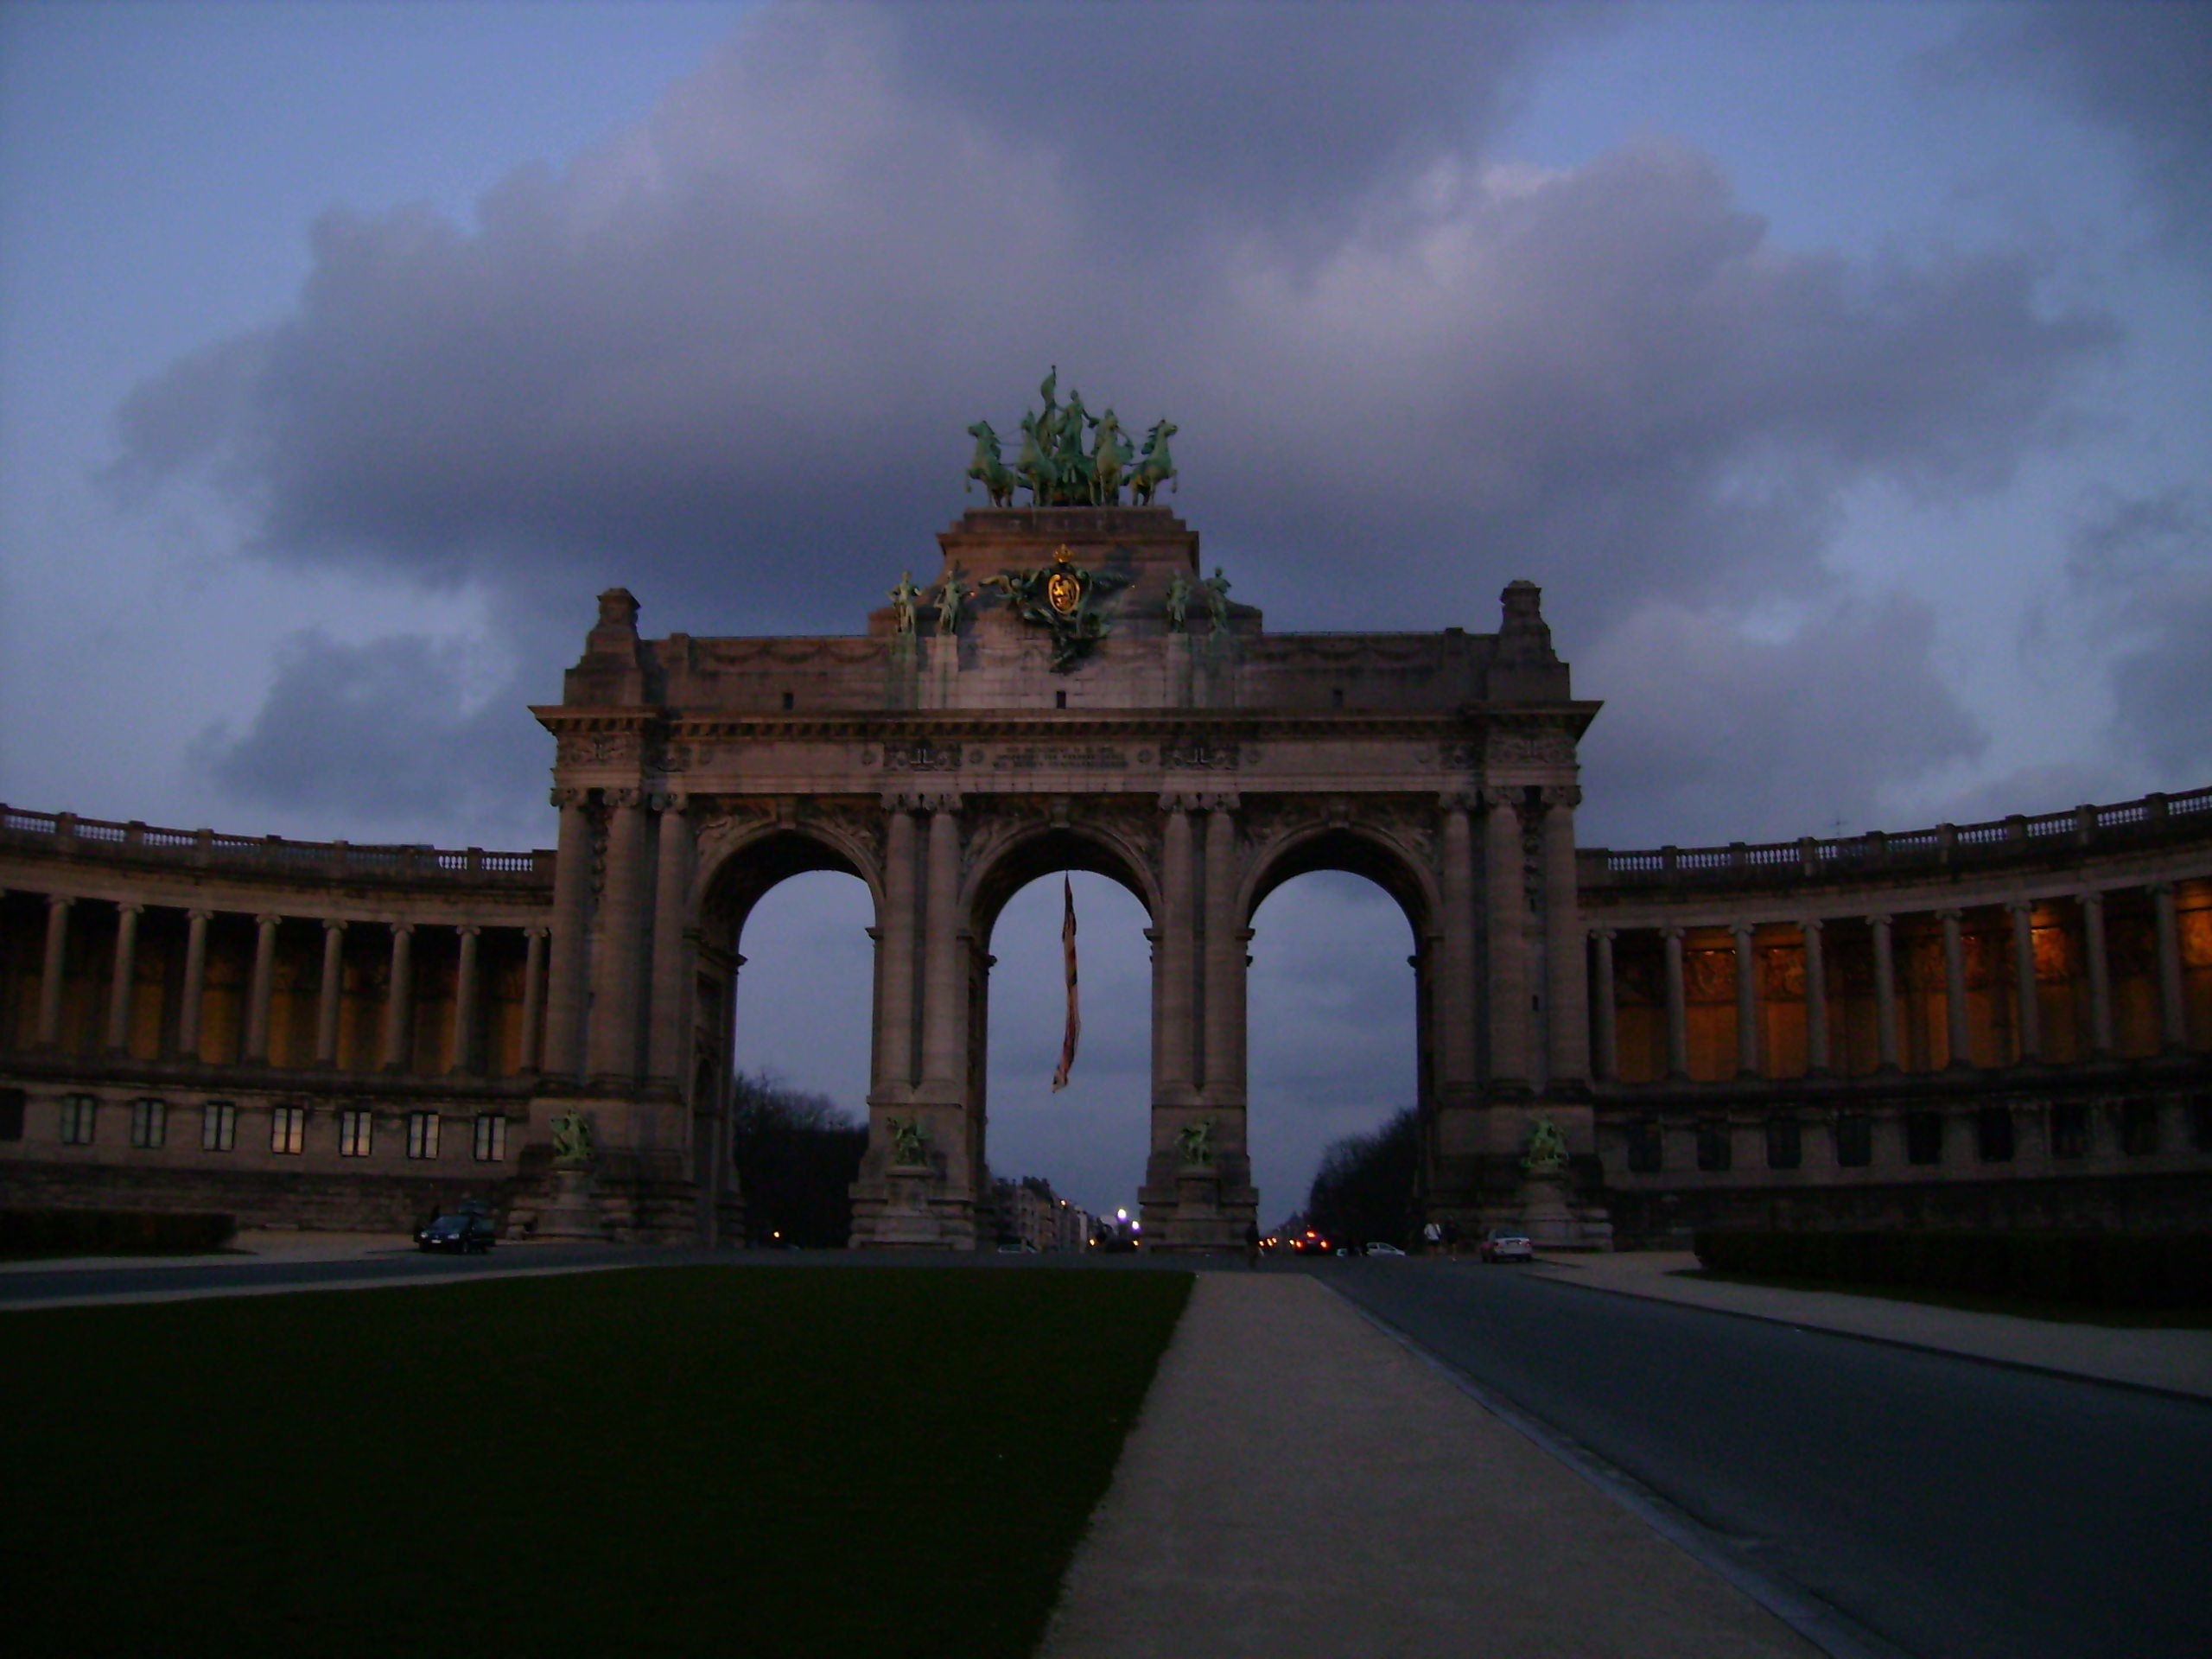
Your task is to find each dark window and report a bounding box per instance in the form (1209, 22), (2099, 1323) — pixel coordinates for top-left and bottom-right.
(60, 1095), (97, 1146)
(780, 690), (794, 711)
(2050, 1103), (2088, 1159)
(1054, 690), (1067, 709)
(0, 1088), (24, 1141)
(201, 1101), (237, 1154)
(1976, 1106), (2015, 1163)
(1764, 1114), (1802, 1170)
(1834, 1113), (1872, 1167)
(1696, 1118), (1732, 1172)
(129, 1098), (167, 1150)
(270, 1104), (307, 1155)
(1625, 1118), (1662, 1173)
(2194, 1095), (2212, 1154)
(1904, 1110), (1943, 1166)
(1332, 687), (1344, 709)
(2120, 1099), (2159, 1156)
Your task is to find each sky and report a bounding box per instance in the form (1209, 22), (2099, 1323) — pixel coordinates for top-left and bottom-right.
(3, 1), (2207, 1222)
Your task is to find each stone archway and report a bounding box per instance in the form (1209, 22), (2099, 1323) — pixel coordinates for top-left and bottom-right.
(530, 505), (1606, 1248)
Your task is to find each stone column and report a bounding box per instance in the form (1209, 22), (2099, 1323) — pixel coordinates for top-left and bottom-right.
(178, 907), (212, 1060)
(315, 919), (346, 1068)
(518, 925), (549, 1075)
(105, 902), (143, 1054)
(2152, 881), (2188, 1052)
(1732, 923), (1759, 1079)
(1154, 797), (1198, 1095)
(2007, 899), (2041, 1064)
(873, 798), (919, 1093)
(1869, 913), (1900, 1072)
(1540, 785), (1588, 1088)
(1437, 796), (1478, 1089)
(35, 893), (72, 1048)
(1482, 786), (1529, 1090)
(2079, 890), (2113, 1057)
(449, 925), (481, 1074)
(587, 789), (648, 1084)
(382, 922), (415, 1071)
(543, 787), (594, 1081)
(1662, 925), (1688, 1081)
(1939, 909), (1970, 1069)
(1802, 917), (1829, 1076)
(1201, 797), (1245, 1100)
(245, 912), (282, 1063)
(1589, 927), (1618, 1083)
(920, 795), (966, 1090)
(646, 796), (696, 1084)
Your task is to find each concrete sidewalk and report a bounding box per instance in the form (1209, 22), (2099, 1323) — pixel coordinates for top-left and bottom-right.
(1526, 1250), (2212, 1400)
(1040, 1272), (1823, 1659)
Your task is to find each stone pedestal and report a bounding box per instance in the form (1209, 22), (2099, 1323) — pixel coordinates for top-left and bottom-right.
(536, 1166), (605, 1240)
(872, 1164), (946, 1248)
(1520, 1167), (1576, 1248)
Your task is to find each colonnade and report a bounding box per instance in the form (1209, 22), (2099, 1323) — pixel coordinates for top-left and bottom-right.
(1588, 880), (2201, 1085)
(10, 889), (547, 1077)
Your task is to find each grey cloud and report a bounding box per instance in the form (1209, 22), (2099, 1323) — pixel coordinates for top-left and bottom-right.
(1573, 594), (1986, 848)
(187, 631), (551, 846)
(2069, 485), (2212, 777)
(116, 2), (2110, 845)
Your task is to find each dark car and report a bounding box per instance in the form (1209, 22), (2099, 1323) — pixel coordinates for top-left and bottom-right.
(416, 1209), (497, 1254)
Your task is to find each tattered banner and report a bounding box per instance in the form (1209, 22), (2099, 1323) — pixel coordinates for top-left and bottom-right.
(1051, 874), (1081, 1091)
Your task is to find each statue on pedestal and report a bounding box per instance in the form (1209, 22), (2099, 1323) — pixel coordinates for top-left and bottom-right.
(887, 1116), (929, 1167)
(1522, 1114), (1569, 1173)
(550, 1110), (595, 1169)
(889, 572), (921, 636)
(1176, 1116), (1216, 1168)
(1164, 571), (1190, 632)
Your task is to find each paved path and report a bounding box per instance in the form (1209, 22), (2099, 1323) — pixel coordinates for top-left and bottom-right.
(1040, 1271), (1822, 1659)
(1527, 1249), (2212, 1399)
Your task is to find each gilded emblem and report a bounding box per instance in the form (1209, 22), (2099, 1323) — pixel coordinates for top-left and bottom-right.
(990, 544), (1128, 671)
(1046, 548), (1082, 615)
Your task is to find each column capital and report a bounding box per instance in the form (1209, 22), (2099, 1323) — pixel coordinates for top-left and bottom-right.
(1661, 923), (1686, 941)
(924, 791), (964, 815)
(1478, 784), (1522, 812)
(1438, 788), (1478, 813)
(1936, 907), (1963, 923)
(1539, 784), (1583, 810)
(1198, 791), (1241, 815)
(527, 922), (551, 940)
(255, 912), (283, 930)
(1731, 920), (1757, 942)
(46, 891), (73, 911)
(1158, 791), (1205, 814)
(390, 919), (416, 938)
(551, 785), (588, 809)
(2005, 897), (2035, 917)
(648, 789), (690, 816)
(2146, 878), (2175, 898)
(2077, 887), (2107, 908)
(604, 786), (645, 810)
(1866, 911), (1891, 928)
(188, 906), (214, 923)
(1800, 915), (1824, 935)
(1588, 925), (1618, 943)
(457, 922), (482, 938)
(115, 900), (144, 918)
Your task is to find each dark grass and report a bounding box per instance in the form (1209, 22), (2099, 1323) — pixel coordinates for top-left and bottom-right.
(1, 1265), (1192, 1659)
(1675, 1268), (2212, 1329)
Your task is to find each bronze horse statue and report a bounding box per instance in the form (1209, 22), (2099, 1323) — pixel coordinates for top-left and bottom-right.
(965, 420), (1016, 507)
(1128, 418), (1179, 505)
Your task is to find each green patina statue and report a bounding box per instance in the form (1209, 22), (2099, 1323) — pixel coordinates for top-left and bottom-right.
(1176, 1116), (1216, 1167)
(887, 1116), (929, 1166)
(1200, 566), (1232, 645)
(972, 372), (1178, 509)
(994, 545), (1128, 671)
(1522, 1114), (1569, 1174)
(1164, 570), (1191, 632)
(936, 570), (967, 634)
(550, 1109), (595, 1169)
(889, 571), (921, 636)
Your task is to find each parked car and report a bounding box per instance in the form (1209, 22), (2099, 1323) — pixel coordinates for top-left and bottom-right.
(1363, 1242), (1407, 1256)
(416, 1209), (497, 1254)
(1478, 1228), (1534, 1263)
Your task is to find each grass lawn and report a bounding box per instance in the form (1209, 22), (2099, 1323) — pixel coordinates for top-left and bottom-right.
(3, 1265), (1192, 1658)
(1677, 1268), (2212, 1329)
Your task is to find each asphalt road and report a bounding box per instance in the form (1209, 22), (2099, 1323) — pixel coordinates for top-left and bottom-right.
(1322, 1259), (2212, 1659)
(0, 1243), (641, 1305)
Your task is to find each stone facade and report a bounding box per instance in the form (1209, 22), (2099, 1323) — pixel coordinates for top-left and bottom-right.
(3, 505), (2208, 1248)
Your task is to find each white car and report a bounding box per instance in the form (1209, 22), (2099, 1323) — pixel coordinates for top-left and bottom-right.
(1479, 1228), (1535, 1263)
(1363, 1242), (1407, 1256)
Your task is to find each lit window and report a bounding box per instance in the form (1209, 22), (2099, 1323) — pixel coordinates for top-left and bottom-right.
(60, 1094), (97, 1146)
(270, 1104), (307, 1155)
(202, 1101), (238, 1153)
(473, 1114), (507, 1162)
(406, 1111), (441, 1160)
(338, 1109), (373, 1158)
(129, 1098), (167, 1149)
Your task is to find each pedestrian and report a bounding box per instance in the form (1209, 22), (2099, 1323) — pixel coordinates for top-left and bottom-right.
(1244, 1219), (1261, 1268)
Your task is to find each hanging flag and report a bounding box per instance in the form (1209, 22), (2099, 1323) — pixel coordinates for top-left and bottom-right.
(1052, 874), (1081, 1091)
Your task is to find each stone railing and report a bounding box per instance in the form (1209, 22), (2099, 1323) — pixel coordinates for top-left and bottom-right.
(0, 805), (554, 884)
(1580, 785), (2212, 891)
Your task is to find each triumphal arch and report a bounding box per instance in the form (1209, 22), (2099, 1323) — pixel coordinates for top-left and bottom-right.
(531, 386), (1605, 1249)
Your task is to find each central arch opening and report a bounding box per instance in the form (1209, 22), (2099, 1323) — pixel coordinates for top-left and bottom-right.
(971, 827), (1156, 1238)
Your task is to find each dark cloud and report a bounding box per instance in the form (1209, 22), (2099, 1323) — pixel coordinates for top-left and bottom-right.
(116, 1), (2114, 845)
(2069, 485), (2212, 777)
(187, 630), (551, 845)
(1942, 0), (2212, 251)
